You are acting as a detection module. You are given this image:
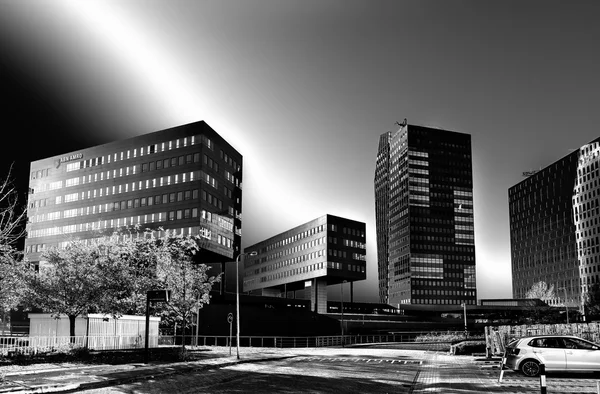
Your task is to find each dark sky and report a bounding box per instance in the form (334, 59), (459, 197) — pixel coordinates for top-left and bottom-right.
(1, 0), (600, 302)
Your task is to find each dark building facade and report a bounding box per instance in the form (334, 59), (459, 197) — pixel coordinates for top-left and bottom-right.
(509, 138), (600, 311)
(25, 121), (243, 264)
(243, 214), (366, 313)
(375, 121), (476, 307)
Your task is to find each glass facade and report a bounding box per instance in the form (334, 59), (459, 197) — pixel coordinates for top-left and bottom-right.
(375, 123), (476, 306)
(509, 138), (600, 310)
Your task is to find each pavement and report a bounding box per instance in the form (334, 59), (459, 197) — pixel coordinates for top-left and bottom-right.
(0, 346), (551, 393)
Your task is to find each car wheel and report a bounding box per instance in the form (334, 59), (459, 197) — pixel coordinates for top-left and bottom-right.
(520, 359), (540, 377)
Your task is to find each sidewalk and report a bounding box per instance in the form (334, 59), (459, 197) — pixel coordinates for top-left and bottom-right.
(0, 346), (506, 394)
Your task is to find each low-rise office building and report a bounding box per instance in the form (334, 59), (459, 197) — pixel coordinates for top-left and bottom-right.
(25, 121), (243, 264)
(243, 214), (367, 313)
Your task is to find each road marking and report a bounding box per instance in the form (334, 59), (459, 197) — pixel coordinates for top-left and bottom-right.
(296, 356), (422, 365)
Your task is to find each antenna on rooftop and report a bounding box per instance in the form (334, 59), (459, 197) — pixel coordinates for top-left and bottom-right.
(522, 167), (541, 177)
(395, 118), (407, 127)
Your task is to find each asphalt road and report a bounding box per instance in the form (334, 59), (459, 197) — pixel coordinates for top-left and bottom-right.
(77, 354), (423, 393)
(32, 347), (600, 394)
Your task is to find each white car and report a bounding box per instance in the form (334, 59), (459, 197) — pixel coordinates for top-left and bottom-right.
(504, 335), (600, 377)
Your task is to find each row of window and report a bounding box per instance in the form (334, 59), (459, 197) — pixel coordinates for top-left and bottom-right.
(412, 289), (475, 297)
(30, 189), (202, 223)
(255, 262), (326, 284)
(258, 248), (326, 274)
(412, 299), (476, 305)
(28, 205), (217, 238)
(34, 157), (240, 194)
(26, 225), (221, 254)
(29, 172), (238, 221)
(31, 171), (200, 207)
(264, 225), (327, 252)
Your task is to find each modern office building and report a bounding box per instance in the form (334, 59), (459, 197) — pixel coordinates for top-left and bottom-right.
(243, 214), (366, 313)
(375, 120), (476, 307)
(24, 121), (243, 265)
(509, 138), (600, 311)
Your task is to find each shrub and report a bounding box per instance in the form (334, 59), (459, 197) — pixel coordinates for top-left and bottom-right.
(452, 340), (486, 355)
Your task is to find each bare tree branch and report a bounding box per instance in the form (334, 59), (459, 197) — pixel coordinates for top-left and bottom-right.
(0, 164), (26, 247)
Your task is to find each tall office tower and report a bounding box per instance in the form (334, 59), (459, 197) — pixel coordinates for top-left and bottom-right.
(509, 138), (600, 311)
(375, 121), (476, 307)
(243, 215), (366, 313)
(25, 121), (242, 265)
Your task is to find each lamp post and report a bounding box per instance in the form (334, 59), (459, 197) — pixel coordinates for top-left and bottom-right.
(235, 251), (257, 359)
(461, 303), (467, 339)
(341, 280), (347, 346)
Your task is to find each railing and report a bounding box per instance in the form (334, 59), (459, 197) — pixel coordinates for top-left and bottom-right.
(0, 335), (153, 355)
(160, 332), (457, 348)
(0, 331), (460, 355)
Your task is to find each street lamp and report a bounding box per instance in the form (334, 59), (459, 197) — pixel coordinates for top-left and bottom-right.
(235, 251), (257, 359)
(341, 280), (347, 346)
(461, 303), (467, 339)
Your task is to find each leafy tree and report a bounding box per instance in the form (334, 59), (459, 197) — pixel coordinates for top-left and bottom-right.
(21, 228), (220, 346)
(525, 281), (556, 301)
(584, 283), (600, 319)
(152, 231), (220, 351)
(21, 239), (126, 341)
(523, 281), (560, 324)
(0, 248), (27, 312)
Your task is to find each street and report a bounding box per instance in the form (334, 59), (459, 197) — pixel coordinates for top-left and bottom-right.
(36, 347), (600, 394)
(78, 353), (423, 393)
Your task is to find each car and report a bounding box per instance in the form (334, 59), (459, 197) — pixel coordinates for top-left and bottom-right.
(504, 335), (600, 377)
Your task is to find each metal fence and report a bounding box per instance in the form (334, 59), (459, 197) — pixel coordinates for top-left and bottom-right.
(160, 331), (462, 348)
(0, 331), (463, 355)
(0, 335), (152, 355)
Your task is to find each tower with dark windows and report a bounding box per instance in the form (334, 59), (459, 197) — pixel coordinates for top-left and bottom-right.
(25, 121), (243, 265)
(374, 121), (476, 307)
(509, 138), (600, 313)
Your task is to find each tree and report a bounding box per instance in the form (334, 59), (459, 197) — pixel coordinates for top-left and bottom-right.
(0, 166), (27, 319)
(0, 248), (27, 312)
(0, 165), (27, 247)
(526, 281), (556, 302)
(523, 281), (559, 323)
(584, 283), (600, 319)
(152, 231), (220, 351)
(21, 240), (124, 341)
(21, 229), (220, 346)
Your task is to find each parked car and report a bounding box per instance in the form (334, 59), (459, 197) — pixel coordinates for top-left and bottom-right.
(505, 335), (600, 377)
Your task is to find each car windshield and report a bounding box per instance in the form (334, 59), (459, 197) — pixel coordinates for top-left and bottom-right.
(563, 338), (598, 350)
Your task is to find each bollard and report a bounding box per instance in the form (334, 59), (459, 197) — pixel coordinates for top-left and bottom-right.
(539, 363), (546, 394)
(498, 352), (507, 383)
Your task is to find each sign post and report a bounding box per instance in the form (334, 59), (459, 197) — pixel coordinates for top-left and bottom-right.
(145, 290), (171, 363)
(227, 313), (233, 356)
